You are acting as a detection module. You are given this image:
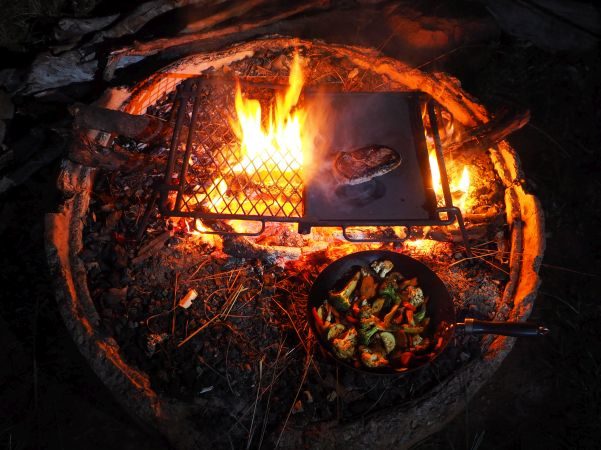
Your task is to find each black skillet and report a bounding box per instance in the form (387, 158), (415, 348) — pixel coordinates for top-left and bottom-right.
(307, 250), (548, 375)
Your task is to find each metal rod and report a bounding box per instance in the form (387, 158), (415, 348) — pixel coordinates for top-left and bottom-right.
(427, 101), (472, 256)
(427, 101), (454, 208)
(164, 83), (187, 183)
(174, 81), (204, 211)
(135, 189), (159, 241)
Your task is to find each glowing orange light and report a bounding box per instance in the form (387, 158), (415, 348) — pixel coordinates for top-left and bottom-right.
(230, 53), (305, 175)
(429, 151), (471, 213)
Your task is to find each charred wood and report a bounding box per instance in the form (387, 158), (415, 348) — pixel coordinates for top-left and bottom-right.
(70, 103), (173, 143)
(68, 138), (162, 173)
(447, 108), (530, 154)
(132, 230), (174, 265)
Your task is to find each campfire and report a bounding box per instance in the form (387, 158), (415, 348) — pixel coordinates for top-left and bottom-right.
(123, 48), (484, 253)
(49, 38), (544, 449)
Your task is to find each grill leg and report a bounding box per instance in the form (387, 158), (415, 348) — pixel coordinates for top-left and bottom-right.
(454, 209), (472, 257)
(136, 190), (159, 241)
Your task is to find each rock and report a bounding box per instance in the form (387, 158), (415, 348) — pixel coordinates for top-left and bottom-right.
(0, 90), (14, 119)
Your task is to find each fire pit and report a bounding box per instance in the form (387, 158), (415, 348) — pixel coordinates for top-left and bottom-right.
(45, 37), (544, 449)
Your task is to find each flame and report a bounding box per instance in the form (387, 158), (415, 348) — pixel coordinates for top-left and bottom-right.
(230, 52), (305, 176)
(428, 150), (471, 213)
(189, 53), (307, 227)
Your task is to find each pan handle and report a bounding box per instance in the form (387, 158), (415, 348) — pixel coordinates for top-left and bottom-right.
(459, 318), (549, 337)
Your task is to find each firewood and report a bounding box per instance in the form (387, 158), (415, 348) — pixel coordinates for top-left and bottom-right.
(85, 0), (210, 46)
(70, 103), (172, 143)
(54, 14), (120, 43)
(182, 0), (269, 34)
(447, 108), (530, 154)
(68, 139), (162, 172)
(428, 224), (488, 243)
(104, 0), (332, 76)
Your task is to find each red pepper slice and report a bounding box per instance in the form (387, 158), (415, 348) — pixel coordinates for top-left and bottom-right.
(312, 307), (326, 332)
(406, 309), (414, 326)
(402, 301), (416, 311)
(345, 314), (358, 324)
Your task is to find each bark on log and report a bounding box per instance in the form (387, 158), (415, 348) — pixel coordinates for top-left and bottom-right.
(54, 14), (120, 42)
(447, 108), (530, 154)
(182, 0), (270, 34)
(68, 139), (162, 172)
(85, 0), (211, 46)
(105, 0), (332, 77)
(70, 103), (171, 143)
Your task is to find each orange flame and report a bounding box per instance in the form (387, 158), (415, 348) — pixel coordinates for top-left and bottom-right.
(230, 53), (305, 176)
(429, 151), (471, 213)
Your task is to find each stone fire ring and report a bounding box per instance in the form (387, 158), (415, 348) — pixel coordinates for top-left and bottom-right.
(45, 37), (544, 449)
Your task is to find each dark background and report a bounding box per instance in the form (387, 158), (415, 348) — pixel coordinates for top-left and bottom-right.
(0, 1), (600, 449)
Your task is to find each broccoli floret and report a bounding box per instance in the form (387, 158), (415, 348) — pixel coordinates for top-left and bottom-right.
(328, 270), (360, 312)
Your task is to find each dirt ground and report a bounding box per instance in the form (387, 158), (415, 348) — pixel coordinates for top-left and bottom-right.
(1, 3), (600, 450)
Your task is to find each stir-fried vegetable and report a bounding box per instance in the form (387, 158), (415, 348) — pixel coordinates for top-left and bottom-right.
(316, 258), (436, 371)
(328, 270), (361, 312)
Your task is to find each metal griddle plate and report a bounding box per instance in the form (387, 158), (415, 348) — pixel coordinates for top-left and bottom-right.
(303, 91), (438, 225)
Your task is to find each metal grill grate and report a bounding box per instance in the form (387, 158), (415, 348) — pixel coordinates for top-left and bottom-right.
(162, 76), (304, 223)
(140, 74), (471, 252)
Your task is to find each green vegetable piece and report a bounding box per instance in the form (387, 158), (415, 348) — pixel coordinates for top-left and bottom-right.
(328, 271), (361, 312)
(378, 272), (405, 304)
(327, 323), (346, 341)
(331, 328), (357, 360)
(371, 297), (386, 314)
(380, 331), (396, 354)
(414, 303), (427, 323)
(359, 325), (379, 345)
